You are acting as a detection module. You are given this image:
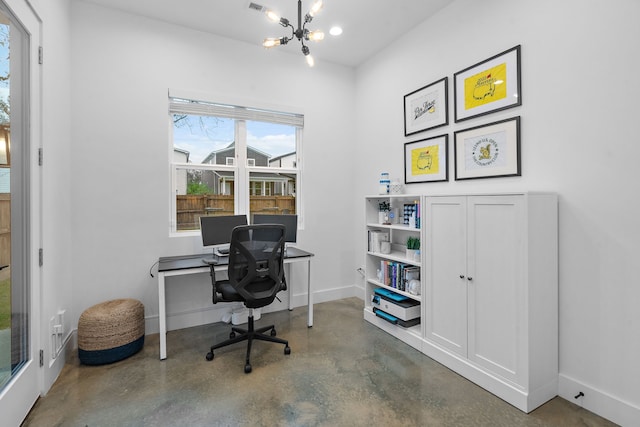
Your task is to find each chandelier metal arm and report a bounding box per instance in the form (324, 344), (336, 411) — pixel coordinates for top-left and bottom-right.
(293, 0), (305, 41)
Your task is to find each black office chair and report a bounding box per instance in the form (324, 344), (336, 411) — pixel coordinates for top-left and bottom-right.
(205, 224), (291, 373)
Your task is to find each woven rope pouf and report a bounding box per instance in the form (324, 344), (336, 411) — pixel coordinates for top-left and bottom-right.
(78, 298), (145, 365)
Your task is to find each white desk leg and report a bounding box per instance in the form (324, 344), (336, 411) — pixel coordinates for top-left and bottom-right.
(307, 259), (313, 327)
(287, 263), (293, 311)
(158, 272), (167, 360)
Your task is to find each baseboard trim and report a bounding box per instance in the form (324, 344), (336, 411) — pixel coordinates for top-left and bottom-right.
(559, 373), (640, 426)
(290, 285), (360, 307)
(145, 286), (363, 335)
(44, 332), (74, 393)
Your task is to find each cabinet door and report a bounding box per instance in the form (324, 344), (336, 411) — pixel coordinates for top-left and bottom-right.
(424, 196), (467, 357)
(467, 196), (523, 383)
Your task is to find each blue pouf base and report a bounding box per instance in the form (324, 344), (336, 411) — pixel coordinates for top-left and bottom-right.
(79, 335), (144, 365)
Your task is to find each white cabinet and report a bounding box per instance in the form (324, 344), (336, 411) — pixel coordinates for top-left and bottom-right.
(363, 193), (558, 413)
(363, 195), (423, 350)
(423, 193), (558, 412)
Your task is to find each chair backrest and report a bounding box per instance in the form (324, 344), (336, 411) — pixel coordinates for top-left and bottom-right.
(227, 224), (286, 308)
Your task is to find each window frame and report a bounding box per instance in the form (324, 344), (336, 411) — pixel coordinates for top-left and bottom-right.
(169, 93), (303, 237)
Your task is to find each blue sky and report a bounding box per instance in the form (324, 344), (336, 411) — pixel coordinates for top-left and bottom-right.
(173, 115), (296, 164)
(0, 23), (9, 193)
(0, 23), (9, 103)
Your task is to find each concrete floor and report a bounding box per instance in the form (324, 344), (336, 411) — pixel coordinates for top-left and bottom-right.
(23, 298), (616, 426)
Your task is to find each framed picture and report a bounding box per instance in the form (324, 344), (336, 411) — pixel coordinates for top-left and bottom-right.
(404, 134), (449, 183)
(404, 77), (448, 136)
(454, 45), (521, 122)
(454, 117), (520, 180)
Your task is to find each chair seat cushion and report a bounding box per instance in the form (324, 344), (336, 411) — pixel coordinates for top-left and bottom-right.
(217, 281), (243, 302)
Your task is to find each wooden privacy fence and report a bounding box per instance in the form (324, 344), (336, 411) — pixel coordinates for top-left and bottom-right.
(176, 195), (296, 230)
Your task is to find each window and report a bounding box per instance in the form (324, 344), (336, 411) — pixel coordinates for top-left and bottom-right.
(169, 97), (303, 234)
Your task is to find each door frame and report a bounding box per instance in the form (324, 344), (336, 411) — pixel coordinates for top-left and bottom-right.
(0, 0), (42, 425)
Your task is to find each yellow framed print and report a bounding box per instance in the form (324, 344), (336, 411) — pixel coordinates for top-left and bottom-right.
(404, 134), (448, 184)
(454, 45), (521, 122)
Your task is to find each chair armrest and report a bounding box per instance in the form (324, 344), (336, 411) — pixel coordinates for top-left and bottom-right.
(208, 264), (220, 304)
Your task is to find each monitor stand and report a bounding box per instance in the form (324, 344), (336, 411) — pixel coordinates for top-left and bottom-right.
(202, 250), (219, 265)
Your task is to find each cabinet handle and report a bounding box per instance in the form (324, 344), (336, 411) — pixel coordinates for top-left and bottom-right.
(459, 275), (465, 279)
(467, 277), (473, 281)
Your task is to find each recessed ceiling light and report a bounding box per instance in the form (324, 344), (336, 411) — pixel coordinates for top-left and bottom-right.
(329, 26), (343, 36)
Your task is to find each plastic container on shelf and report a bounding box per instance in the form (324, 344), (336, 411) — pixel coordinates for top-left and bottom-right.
(379, 172), (390, 195)
(389, 179), (403, 194)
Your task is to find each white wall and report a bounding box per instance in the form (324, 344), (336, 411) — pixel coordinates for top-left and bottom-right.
(353, 0), (640, 424)
(69, 1), (357, 336)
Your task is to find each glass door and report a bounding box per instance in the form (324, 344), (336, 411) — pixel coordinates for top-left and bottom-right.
(0, 6), (17, 391)
(0, 0), (41, 424)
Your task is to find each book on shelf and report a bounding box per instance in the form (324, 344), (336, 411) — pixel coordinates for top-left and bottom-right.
(379, 260), (420, 291)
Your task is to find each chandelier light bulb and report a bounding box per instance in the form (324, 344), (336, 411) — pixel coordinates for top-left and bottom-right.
(307, 30), (325, 42)
(265, 10), (280, 22)
(306, 54), (315, 67)
(309, 0), (323, 17)
(263, 38), (281, 48)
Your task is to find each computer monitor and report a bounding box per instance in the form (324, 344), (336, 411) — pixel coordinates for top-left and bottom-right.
(253, 214), (297, 245)
(200, 215), (248, 256)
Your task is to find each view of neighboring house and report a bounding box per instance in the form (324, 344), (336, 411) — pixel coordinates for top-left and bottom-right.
(269, 152), (296, 168)
(174, 142), (296, 197)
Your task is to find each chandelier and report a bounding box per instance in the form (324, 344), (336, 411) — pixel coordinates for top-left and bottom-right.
(262, 0), (325, 67)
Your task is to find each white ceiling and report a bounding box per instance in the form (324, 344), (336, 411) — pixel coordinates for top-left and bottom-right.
(81, 0), (454, 67)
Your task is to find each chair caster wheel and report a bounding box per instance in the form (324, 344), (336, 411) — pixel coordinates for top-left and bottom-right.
(230, 332), (236, 339)
(244, 364), (252, 374)
(206, 352), (214, 361)
(284, 346), (291, 355)
(270, 329), (277, 337)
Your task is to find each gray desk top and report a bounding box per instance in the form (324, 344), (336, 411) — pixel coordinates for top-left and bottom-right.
(158, 247), (313, 273)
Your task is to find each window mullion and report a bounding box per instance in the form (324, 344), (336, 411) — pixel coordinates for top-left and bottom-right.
(236, 120), (248, 215)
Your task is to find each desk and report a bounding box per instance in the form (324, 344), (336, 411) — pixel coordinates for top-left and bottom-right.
(157, 247), (314, 360)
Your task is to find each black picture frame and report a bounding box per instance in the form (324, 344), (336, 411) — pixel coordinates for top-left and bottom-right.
(404, 77), (448, 136)
(454, 117), (520, 180)
(404, 134), (449, 184)
(454, 45), (521, 122)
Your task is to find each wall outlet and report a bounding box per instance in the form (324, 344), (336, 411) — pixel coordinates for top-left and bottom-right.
(50, 316), (58, 359)
(57, 309), (66, 337)
(50, 310), (65, 359)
